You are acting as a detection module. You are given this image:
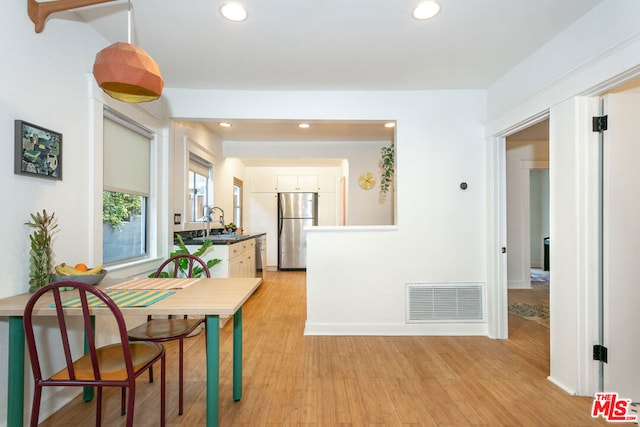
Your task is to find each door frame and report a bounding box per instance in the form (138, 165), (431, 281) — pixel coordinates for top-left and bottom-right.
(487, 100), (602, 395)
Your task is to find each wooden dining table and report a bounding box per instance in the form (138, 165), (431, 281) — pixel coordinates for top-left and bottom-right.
(0, 276), (262, 427)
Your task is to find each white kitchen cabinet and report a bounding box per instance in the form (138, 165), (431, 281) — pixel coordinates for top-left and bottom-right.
(227, 239), (255, 278)
(250, 174), (278, 192)
(277, 175), (318, 192)
(185, 237), (257, 278)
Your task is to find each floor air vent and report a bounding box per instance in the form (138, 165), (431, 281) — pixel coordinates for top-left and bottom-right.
(406, 283), (484, 323)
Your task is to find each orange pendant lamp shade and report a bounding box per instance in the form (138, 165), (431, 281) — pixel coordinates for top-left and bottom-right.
(93, 42), (164, 103)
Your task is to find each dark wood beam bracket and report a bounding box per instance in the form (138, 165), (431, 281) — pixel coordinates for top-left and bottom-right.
(28, 0), (114, 33)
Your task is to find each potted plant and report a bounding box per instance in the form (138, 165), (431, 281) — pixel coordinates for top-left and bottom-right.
(151, 234), (221, 278)
(380, 143), (395, 196)
(25, 209), (58, 292)
(225, 222), (238, 234)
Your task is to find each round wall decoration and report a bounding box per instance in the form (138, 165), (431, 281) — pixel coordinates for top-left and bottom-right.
(358, 172), (376, 190)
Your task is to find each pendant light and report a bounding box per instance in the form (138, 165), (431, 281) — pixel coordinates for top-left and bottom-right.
(92, 1), (163, 103)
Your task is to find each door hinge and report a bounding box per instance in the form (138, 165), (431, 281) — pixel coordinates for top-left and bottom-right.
(593, 344), (608, 363)
(592, 115), (608, 132)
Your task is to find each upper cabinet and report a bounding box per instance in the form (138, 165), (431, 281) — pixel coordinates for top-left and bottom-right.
(252, 174), (327, 192)
(276, 175), (318, 192)
(250, 174), (278, 192)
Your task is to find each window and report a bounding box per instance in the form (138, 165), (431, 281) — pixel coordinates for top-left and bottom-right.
(188, 155), (213, 222)
(233, 177), (243, 227)
(102, 113), (152, 264)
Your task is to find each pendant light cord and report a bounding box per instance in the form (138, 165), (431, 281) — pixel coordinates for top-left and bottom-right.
(127, 0), (132, 44)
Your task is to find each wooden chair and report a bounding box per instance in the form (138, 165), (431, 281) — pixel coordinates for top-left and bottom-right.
(127, 253), (210, 415)
(23, 280), (166, 427)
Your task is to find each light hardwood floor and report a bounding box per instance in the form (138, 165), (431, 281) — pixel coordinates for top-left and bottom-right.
(37, 271), (622, 426)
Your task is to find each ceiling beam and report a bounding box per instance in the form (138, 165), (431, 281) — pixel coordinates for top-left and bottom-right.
(28, 0), (115, 33)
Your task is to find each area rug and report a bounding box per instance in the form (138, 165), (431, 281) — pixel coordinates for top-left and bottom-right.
(530, 269), (550, 282)
(508, 302), (549, 327)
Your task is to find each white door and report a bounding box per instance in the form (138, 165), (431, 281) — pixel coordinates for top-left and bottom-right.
(602, 93), (640, 401)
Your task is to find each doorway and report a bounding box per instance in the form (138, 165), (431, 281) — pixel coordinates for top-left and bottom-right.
(505, 122), (550, 339)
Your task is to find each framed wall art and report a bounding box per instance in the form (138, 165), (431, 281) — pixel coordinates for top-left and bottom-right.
(15, 120), (62, 180)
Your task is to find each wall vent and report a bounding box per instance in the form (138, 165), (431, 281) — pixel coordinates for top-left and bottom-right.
(406, 283), (484, 323)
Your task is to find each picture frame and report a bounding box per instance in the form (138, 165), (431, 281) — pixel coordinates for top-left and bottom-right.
(15, 120), (62, 180)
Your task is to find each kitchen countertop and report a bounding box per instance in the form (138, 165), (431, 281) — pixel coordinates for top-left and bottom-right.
(178, 232), (266, 246)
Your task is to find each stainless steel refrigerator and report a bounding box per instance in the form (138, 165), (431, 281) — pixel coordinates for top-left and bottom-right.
(278, 192), (318, 270)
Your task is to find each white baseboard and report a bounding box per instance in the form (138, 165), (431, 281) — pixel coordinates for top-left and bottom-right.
(508, 279), (532, 289)
(547, 375), (578, 395)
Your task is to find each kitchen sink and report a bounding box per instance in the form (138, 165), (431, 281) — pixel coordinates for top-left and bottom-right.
(208, 234), (239, 240)
(194, 234), (239, 241)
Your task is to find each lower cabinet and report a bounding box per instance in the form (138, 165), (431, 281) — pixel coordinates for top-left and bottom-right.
(188, 237), (257, 278)
(227, 238), (256, 278)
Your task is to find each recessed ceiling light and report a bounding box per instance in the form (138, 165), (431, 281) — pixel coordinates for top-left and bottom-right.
(218, 122), (232, 128)
(384, 122), (396, 128)
(412, 1), (441, 20)
(298, 123), (310, 129)
(220, 2), (248, 22)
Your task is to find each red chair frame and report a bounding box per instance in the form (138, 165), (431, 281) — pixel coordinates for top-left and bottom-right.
(127, 253), (210, 415)
(24, 281), (166, 427)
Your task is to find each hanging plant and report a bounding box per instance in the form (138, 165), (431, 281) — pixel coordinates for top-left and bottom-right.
(379, 143), (395, 195)
(25, 209), (58, 292)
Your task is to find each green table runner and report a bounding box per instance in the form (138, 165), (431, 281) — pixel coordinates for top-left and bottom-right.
(51, 290), (175, 308)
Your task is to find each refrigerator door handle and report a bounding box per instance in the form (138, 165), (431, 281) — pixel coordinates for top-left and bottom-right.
(277, 193), (284, 240)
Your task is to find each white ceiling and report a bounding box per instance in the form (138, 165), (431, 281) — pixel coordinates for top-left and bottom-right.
(71, 0), (602, 140)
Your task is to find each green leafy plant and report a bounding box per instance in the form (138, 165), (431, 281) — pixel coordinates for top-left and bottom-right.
(380, 143), (395, 195)
(103, 191), (142, 228)
(152, 234), (222, 278)
(25, 209), (58, 292)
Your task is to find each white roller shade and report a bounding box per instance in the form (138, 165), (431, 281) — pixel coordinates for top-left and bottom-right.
(189, 155), (211, 177)
(103, 117), (150, 196)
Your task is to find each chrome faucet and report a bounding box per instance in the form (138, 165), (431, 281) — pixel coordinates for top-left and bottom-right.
(204, 206), (224, 236)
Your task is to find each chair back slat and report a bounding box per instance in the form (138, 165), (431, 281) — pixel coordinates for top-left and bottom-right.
(154, 254), (210, 279)
(149, 254), (210, 321)
(78, 289), (103, 381)
(51, 288), (77, 380)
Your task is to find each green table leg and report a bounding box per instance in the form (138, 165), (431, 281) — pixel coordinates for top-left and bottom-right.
(8, 316), (25, 427)
(83, 316), (95, 402)
(233, 307), (242, 401)
(206, 315), (220, 427)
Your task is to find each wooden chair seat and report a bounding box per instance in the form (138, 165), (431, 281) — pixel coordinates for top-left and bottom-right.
(50, 342), (163, 382)
(128, 318), (203, 341)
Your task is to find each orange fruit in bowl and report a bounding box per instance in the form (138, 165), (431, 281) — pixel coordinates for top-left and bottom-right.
(74, 263), (89, 272)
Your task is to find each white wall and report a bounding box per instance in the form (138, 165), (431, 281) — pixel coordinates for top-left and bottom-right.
(505, 140), (549, 288)
(165, 88), (488, 335)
